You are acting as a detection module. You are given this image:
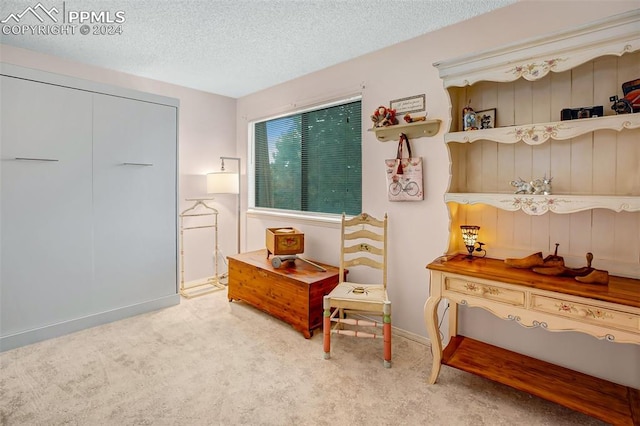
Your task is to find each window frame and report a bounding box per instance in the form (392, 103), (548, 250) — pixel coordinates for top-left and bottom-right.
(247, 95), (363, 222)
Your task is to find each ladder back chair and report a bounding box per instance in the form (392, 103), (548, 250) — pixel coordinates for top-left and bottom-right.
(323, 212), (391, 367)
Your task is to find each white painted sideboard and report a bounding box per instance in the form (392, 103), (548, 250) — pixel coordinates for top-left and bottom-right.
(425, 10), (640, 424)
(425, 255), (640, 424)
(0, 64), (179, 350)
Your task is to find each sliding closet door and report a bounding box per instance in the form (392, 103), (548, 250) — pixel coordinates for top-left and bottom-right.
(0, 76), (93, 335)
(92, 94), (177, 309)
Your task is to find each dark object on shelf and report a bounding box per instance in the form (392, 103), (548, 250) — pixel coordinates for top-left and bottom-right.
(610, 95), (633, 114)
(476, 108), (496, 129)
(560, 105), (603, 120)
(530, 252), (610, 286)
(542, 243), (564, 268)
(610, 78), (640, 114)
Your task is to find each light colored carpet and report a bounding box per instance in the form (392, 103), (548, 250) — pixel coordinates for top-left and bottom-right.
(0, 289), (604, 425)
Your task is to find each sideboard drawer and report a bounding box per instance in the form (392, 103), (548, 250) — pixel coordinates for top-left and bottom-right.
(445, 277), (525, 307)
(531, 294), (640, 334)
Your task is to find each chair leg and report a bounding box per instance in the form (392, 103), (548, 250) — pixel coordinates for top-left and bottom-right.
(383, 301), (391, 368)
(323, 296), (331, 360)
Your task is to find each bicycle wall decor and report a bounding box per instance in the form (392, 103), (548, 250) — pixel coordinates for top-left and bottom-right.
(384, 133), (424, 201)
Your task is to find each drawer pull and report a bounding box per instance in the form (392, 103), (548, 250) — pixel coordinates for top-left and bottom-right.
(507, 314), (521, 322)
(122, 162), (153, 166)
(14, 157), (59, 162)
(532, 320), (548, 328)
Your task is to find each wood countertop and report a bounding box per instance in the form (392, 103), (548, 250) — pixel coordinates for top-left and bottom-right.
(427, 254), (640, 308)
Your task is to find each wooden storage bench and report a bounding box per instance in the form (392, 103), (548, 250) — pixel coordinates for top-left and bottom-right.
(228, 249), (341, 338)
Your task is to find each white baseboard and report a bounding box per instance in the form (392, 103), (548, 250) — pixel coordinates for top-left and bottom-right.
(0, 294), (180, 352)
(391, 326), (431, 346)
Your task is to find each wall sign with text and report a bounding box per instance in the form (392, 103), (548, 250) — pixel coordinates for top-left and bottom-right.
(390, 94), (425, 115)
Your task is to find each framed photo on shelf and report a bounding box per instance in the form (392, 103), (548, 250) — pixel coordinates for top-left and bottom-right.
(476, 108), (496, 129)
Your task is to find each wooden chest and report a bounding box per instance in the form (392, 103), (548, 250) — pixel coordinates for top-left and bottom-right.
(228, 249), (341, 338)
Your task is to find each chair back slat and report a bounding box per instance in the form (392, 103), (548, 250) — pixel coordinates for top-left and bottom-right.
(343, 242), (384, 256)
(339, 212), (387, 289)
(343, 229), (384, 242)
(343, 257), (384, 270)
(343, 213), (385, 228)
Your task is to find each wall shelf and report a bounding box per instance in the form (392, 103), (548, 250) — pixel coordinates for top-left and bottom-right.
(445, 193), (640, 215)
(434, 9), (640, 276)
(444, 113), (640, 145)
(368, 119), (441, 142)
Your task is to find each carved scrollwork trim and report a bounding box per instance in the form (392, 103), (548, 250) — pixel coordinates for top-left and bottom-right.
(532, 320), (548, 328)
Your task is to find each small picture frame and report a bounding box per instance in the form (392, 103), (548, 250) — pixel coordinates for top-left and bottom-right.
(476, 108), (496, 129)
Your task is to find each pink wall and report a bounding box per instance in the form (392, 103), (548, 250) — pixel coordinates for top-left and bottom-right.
(0, 44), (238, 280)
(1, 0), (638, 387)
(237, 1), (640, 387)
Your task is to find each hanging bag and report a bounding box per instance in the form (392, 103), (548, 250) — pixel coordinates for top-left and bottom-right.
(385, 133), (424, 201)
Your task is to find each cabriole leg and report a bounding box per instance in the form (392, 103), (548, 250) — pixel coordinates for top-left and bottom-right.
(424, 295), (442, 383)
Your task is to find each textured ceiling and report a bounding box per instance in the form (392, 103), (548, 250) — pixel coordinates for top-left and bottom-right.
(0, 0), (516, 98)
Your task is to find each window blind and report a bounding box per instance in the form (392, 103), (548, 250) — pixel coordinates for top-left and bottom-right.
(254, 100), (362, 215)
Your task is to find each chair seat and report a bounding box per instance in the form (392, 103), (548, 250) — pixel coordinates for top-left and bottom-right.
(327, 282), (388, 311)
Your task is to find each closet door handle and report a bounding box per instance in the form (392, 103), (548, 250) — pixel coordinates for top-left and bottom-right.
(14, 157), (59, 162)
(122, 162), (153, 166)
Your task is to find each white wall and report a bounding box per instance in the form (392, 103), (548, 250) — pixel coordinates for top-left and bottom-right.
(236, 0), (640, 388)
(0, 44), (238, 282)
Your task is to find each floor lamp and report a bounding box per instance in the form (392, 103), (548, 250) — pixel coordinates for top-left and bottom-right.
(207, 156), (241, 257)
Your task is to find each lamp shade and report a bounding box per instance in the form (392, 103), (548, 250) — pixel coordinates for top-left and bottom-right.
(460, 225), (480, 247)
(207, 172), (239, 194)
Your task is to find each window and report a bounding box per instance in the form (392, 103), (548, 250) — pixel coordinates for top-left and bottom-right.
(253, 99), (362, 216)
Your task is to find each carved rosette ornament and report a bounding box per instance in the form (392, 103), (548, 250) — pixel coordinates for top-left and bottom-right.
(509, 124), (566, 144)
(555, 302), (615, 321)
(509, 58), (565, 81)
(504, 197), (571, 215)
